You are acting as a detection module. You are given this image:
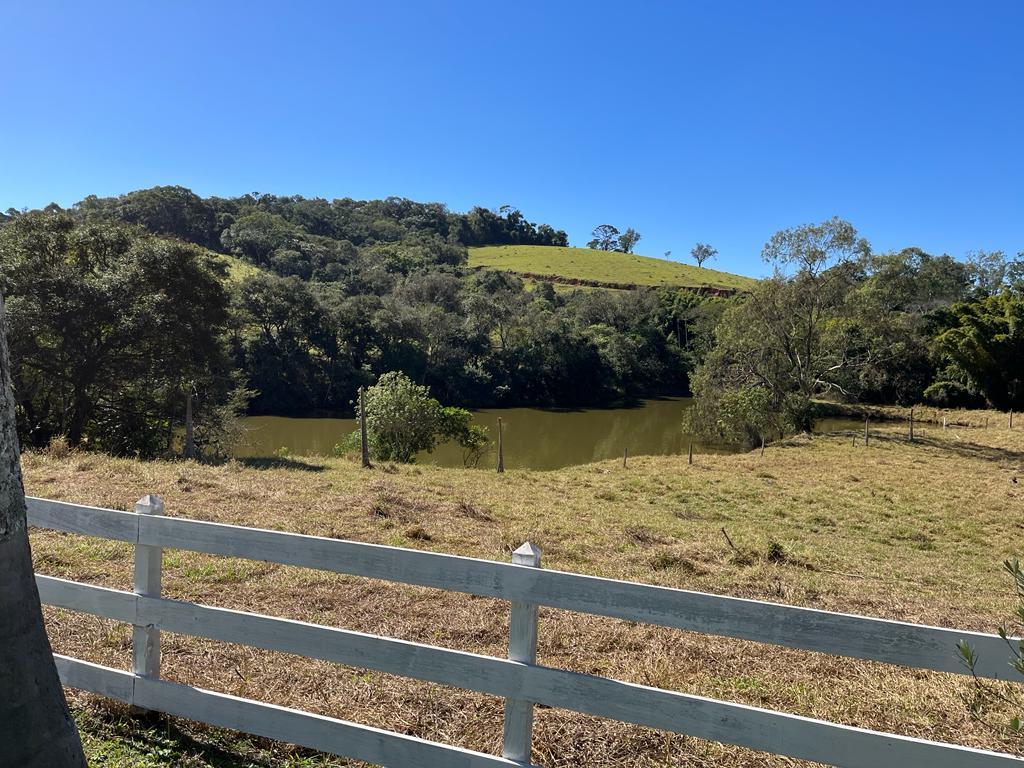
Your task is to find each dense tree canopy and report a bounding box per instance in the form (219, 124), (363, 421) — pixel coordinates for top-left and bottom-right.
(690, 219), (1024, 443)
(0, 212), (236, 456)
(2, 188), (1020, 458)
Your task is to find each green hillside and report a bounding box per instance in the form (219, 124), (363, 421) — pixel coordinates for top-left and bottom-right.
(469, 245), (756, 291)
(213, 252), (265, 283)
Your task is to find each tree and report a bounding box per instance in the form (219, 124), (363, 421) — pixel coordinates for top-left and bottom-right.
(587, 224), (620, 251)
(0, 212), (234, 456)
(231, 273), (358, 415)
(689, 219), (865, 441)
(0, 293), (87, 766)
(357, 372), (487, 463)
(690, 242), (717, 268)
(930, 292), (1024, 410)
(618, 228), (642, 254)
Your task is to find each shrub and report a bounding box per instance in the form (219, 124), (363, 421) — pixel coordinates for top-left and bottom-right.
(356, 372), (490, 464)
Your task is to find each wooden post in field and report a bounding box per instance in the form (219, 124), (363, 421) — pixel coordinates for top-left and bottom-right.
(133, 494), (164, 709)
(909, 408), (915, 442)
(497, 417), (505, 473)
(864, 416), (869, 447)
(359, 386), (371, 468)
(623, 447), (628, 467)
(942, 414), (947, 430)
(760, 436), (765, 456)
(688, 441), (693, 465)
(502, 542), (541, 763)
(1011, 410), (1015, 429)
(184, 390), (195, 459)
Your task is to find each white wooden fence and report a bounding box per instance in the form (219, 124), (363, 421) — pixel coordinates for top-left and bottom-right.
(27, 494), (1024, 768)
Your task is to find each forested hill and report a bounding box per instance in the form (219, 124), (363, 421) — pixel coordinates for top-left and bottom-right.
(1, 186), (732, 455)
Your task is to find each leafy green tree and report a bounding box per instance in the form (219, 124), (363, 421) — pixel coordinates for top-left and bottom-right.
(358, 372), (487, 463)
(967, 250), (1024, 296)
(618, 228), (642, 254)
(690, 242), (717, 268)
(231, 274), (359, 415)
(689, 219), (865, 439)
(221, 211), (299, 265)
(76, 185), (219, 248)
(587, 224), (621, 251)
(0, 212), (234, 456)
(930, 292), (1024, 409)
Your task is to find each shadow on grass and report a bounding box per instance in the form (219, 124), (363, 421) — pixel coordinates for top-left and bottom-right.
(234, 456), (326, 472)
(78, 703), (333, 767)
(852, 431), (1024, 465)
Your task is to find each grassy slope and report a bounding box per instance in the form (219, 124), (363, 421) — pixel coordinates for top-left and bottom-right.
(469, 245), (757, 291)
(212, 253), (265, 283)
(26, 417), (1024, 767)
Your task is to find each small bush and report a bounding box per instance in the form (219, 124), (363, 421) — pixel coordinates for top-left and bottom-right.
(45, 435), (72, 459)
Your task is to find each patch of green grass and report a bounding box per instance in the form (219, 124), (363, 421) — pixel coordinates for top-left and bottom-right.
(469, 245), (756, 291)
(74, 704), (347, 767)
(213, 253), (265, 283)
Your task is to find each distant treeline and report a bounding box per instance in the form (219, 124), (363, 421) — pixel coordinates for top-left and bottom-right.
(0, 188), (714, 456)
(1, 188), (1020, 459)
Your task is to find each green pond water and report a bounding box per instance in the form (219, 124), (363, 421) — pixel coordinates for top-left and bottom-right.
(235, 397), (864, 471)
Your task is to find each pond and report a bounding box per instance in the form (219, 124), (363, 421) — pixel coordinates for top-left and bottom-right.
(234, 398), (865, 471)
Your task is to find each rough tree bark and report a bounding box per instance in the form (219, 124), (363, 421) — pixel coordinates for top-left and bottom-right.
(0, 294), (87, 767)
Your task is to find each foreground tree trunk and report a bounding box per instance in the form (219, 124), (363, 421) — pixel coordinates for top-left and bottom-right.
(0, 294), (87, 767)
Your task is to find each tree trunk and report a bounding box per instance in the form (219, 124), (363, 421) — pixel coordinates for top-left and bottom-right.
(184, 389), (195, 459)
(0, 294), (87, 767)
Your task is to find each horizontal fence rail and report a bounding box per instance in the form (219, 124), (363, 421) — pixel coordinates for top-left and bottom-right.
(29, 497), (1022, 681)
(53, 656), (518, 768)
(28, 496), (1024, 767)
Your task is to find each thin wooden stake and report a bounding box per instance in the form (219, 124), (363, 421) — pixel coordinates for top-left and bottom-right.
(688, 441), (693, 465)
(502, 542), (541, 763)
(184, 389), (195, 460)
(760, 436), (765, 457)
(909, 408), (915, 442)
(864, 416), (869, 447)
(359, 387), (371, 469)
(623, 447), (628, 468)
(1011, 410), (1015, 429)
(497, 417), (505, 474)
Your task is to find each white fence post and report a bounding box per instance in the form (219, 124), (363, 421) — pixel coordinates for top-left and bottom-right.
(133, 494), (164, 688)
(502, 541), (541, 764)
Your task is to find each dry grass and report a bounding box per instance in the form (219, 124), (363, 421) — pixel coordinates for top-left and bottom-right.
(24, 416), (1024, 766)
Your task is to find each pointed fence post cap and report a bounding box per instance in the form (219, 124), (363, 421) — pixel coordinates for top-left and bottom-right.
(134, 494), (165, 515)
(512, 541), (542, 566)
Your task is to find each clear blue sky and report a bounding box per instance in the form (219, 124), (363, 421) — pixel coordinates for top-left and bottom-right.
(2, 1), (1021, 277)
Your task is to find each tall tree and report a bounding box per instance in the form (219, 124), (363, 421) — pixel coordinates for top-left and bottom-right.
(587, 224), (620, 251)
(689, 219), (865, 440)
(0, 293), (87, 767)
(0, 212), (233, 455)
(690, 242), (717, 268)
(930, 292), (1024, 410)
(618, 228), (642, 254)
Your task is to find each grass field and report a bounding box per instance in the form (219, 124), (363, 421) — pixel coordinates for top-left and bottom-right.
(469, 245), (757, 291)
(213, 253), (265, 283)
(24, 415), (1024, 766)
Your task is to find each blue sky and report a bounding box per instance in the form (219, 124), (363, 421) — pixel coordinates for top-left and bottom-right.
(2, 1), (1021, 277)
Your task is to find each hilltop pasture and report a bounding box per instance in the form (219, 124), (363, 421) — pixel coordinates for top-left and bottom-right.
(469, 244), (757, 292)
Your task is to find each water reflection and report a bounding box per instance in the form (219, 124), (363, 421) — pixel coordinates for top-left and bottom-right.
(235, 398), (862, 471)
